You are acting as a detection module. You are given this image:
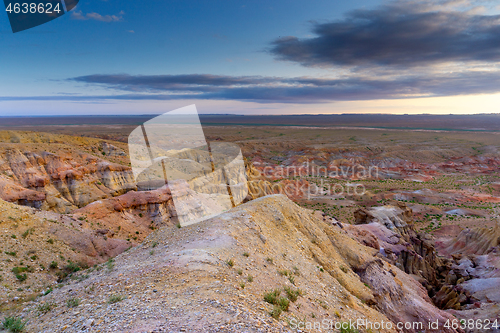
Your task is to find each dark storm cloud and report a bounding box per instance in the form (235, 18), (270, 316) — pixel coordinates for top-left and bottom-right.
(72, 74), (277, 93)
(269, 2), (500, 67)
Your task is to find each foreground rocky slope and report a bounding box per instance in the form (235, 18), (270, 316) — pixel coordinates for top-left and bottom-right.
(0, 198), (131, 308)
(12, 195), (458, 332)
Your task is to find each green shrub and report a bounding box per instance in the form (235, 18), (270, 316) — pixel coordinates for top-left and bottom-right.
(37, 302), (56, 314)
(15, 274), (27, 282)
(107, 295), (126, 304)
(22, 228), (34, 239)
(64, 261), (82, 273)
(106, 258), (115, 271)
(2, 316), (26, 332)
(66, 297), (80, 308)
(277, 269), (289, 276)
(269, 306), (282, 319)
(277, 297), (290, 311)
(12, 266), (33, 274)
(284, 286), (302, 302)
(264, 289), (281, 305)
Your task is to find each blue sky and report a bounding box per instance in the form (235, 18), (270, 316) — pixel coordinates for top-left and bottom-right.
(1, 0), (500, 115)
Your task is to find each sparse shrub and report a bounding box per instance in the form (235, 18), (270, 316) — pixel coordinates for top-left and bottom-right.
(226, 259), (234, 267)
(5, 251), (16, 256)
(49, 261), (58, 269)
(43, 287), (53, 296)
(340, 265), (348, 273)
(284, 286), (301, 302)
(318, 299), (329, 309)
(66, 297), (80, 308)
(264, 289), (281, 305)
(152, 242), (158, 248)
(247, 275), (253, 282)
(176, 223), (181, 228)
(64, 261), (81, 273)
(242, 252), (249, 257)
(237, 269), (242, 275)
(277, 297), (290, 311)
(22, 228), (34, 239)
(292, 266), (300, 276)
(30, 255), (37, 261)
(288, 276), (295, 285)
(106, 258), (115, 271)
(12, 266), (32, 274)
(47, 239), (54, 244)
(108, 295), (126, 304)
(239, 282), (245, 289)
(37, 302), (56, 314)
(2, 316), (26, 332)
(277, 269), (289, 276)
(339, 323), (359, 333)
(15, 274), (27, 282)
(269, 306), (282, 319)
(266, 257), (273, 264)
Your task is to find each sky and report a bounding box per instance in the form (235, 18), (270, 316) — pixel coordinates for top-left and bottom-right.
(1, 0), (500, 115)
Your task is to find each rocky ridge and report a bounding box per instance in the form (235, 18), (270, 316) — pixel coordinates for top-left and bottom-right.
(12, 195), (459, 333)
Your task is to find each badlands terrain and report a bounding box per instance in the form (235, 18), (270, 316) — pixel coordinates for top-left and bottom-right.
(0, 116), (499, 332)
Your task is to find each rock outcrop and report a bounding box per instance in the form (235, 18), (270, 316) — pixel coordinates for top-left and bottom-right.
(352, 203), (442, 289)
(0, 147), (136, 213)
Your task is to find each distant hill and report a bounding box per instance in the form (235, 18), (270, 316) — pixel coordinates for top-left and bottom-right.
(1, 114), (500, 131)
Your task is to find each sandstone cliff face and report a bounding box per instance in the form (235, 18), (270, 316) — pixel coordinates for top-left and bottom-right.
(0, 148), (136, 213)
(437, 224), (500, 256)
